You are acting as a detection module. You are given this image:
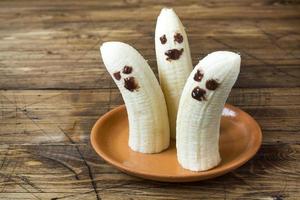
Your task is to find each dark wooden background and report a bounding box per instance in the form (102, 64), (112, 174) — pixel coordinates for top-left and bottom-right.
(0, 0), (299, 199)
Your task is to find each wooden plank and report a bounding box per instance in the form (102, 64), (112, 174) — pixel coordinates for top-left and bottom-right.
(0, 51), (299, 89)
(0, 88), (299, 145)
(0, 1), (299, 89)
(0, 143), (298, 199)
(1, 0), (299, 9)
(0, 0), (299, 20)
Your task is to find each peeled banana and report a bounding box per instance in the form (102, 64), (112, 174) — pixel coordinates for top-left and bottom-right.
(176, 51), (241, 171)
(155, 8), (193, 139)
(100, 42), (170, 153)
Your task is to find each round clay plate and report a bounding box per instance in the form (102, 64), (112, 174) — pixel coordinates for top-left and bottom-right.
(91, 104), (262, 182)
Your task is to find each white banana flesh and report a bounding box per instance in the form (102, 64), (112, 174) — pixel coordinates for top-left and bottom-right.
(100, 42), (170, 153)
(155, 8), (193, 139)
(176, 51), (241, 171)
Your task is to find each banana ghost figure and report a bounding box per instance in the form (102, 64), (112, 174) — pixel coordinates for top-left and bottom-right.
(176, 51), (241, 171)
(155, 8), (193, 139)
(101, 42), (170, 153)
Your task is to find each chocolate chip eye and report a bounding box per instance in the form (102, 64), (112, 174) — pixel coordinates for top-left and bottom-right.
(122, 65), (133, 74)
(124, 77), (139, 92)
(160, 35), (167, 44)
(113, 71), (121, 80)
(191, 86), (206, 101)
(193, 70), (204, 82)
(174, 33), (183, 43)
(206, 79), (220, 90)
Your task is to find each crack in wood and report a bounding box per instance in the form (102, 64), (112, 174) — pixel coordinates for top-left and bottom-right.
(58, 126), (101, 200)
(0, 172), (42, 200)
(35, 154), (80, 180)
(229, 171), (256, 190)
(270, 175), (288, 199)
(0, 147), (9, 171)
(17, 175), (44, 193)
(50, 189), (95, 200)
(54, 181), (136, 200)
(0, 154), (42, 200)
(0, 93), (56, 142)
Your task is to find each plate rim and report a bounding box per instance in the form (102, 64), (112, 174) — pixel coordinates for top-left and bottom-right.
(90, 104), (262, 182)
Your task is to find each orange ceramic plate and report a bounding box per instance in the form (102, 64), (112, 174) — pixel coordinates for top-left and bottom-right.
(91, 104), (262, 182)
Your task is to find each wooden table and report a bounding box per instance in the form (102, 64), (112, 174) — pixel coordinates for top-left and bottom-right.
(0, 0), (299, 199)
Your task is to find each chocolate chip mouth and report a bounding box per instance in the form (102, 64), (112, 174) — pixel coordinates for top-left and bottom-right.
(165, 48), (184, 61)
(191, 86), (207, 101)
(124, 77), (139, 92)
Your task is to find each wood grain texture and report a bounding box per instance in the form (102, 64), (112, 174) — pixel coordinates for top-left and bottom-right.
(0, 0), (299, 199)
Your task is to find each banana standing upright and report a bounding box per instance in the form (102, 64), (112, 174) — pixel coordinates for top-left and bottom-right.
(100, 42), (170, 153)
(155, 8), (193, 139)
(176, 51), (241, 171)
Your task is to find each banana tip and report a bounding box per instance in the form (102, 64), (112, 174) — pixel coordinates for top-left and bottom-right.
(100, 41), (128, 55)
(159, 7), (177, 18)
(208, 51), (241, 62)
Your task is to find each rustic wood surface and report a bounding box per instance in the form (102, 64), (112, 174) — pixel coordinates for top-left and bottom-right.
(0, 0), (299, 199)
